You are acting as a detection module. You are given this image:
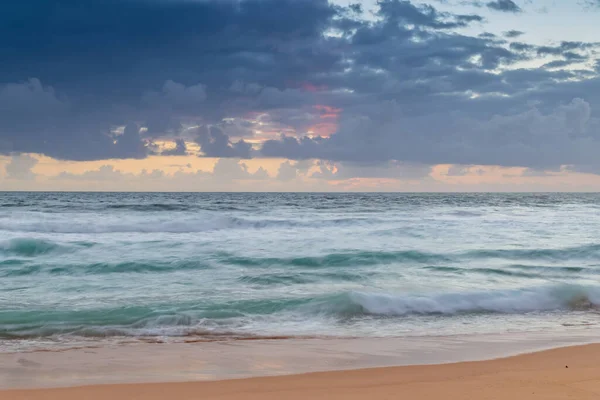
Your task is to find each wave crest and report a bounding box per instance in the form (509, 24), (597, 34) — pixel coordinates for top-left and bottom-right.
(0, 238), (64, 257)
(303, 285), (600, 317)
(2, 285), (600, 340)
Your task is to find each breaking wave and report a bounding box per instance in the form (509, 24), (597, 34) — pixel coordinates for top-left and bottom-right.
(2, 285), (599, 340)
(305, 285), (600, 317)
(0, 238), (92, 257)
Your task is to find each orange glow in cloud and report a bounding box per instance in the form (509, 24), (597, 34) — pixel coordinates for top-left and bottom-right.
(308, 105), (342, 137)
(300, 82), (327, 92)
(307, 122), (338, 137)
(314, 104), (342, 118)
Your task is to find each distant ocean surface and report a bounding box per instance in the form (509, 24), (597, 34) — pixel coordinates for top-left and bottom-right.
(2, 192), (600, 352)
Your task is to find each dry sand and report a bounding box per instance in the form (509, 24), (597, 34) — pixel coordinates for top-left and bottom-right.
(3, 343), (600, 399)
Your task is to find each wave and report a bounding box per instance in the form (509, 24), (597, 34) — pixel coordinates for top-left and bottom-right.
(220, 250), (447, 268)
(0, 215), (385, 234)
(218, 245), (600, 269)
(0, 219), (221, 234)
(508, 264), (587, 273)
(425, 264), (598, 278)
(464, 244), (600, 261)
(0, 238), (90, 257)
(3, 245), (600, 279)
(237, 271), (374, 286)
(0, 203), (29, 208)
(302, 285), (600, 317)
(105, 203), (252, 212)
(425, 266), (542, 278)
(447, 210), (483, 217)
(106, 203), (194, 212)
(0, 260), (213, 277)
(2, 285), (600, 340)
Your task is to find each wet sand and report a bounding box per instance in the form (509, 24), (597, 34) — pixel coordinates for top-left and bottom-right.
(3, 343), (600, 399)
(3, 329), (600, 389)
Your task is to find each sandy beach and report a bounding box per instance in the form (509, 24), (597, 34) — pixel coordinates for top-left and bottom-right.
(3, 343), (600, 399)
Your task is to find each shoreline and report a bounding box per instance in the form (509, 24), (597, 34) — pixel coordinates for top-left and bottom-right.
(2, 329), (600, 390)
(3, 343), (600, 399)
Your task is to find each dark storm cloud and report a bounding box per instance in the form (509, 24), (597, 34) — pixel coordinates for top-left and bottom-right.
(0, 0), (490, 161)
(0, 79), (149, 160)
(0, 0), (339, 160)
(194, 126), (253, 159)
(2, 0), (600, 174)
(0, 0), (337, 93)
(259, 97), (600, 171)
(486, 0), (522, 13)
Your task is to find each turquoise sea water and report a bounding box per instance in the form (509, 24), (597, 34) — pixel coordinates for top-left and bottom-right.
(2, 192), (600, 351)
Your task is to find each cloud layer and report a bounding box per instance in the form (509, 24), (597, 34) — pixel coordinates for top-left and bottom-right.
(1, 0), (599, 177)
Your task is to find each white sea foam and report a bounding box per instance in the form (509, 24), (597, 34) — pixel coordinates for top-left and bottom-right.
(334, 285), (600, 316)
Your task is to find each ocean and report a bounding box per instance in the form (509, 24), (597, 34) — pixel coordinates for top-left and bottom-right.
(2, 192), (600, 352)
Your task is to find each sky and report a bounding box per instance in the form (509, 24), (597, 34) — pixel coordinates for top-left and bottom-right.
(2, 0), (600, 191)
